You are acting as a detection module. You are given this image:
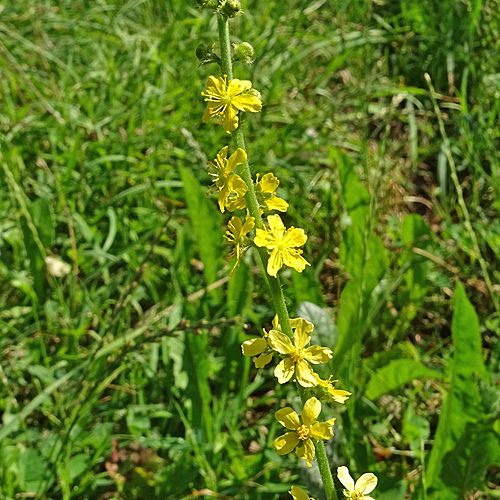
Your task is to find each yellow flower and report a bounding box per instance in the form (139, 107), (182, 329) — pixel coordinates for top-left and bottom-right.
(315, 374), (351, 404)
(254, 214), (310, 277)
(255, 173), (289, 212)
(289, 485), (315, 500)
(274, 397), (335, 467)
(201, 75), (262, 133)
(268, 317), (331, 387)
(226, 213), (255, 277)
(207, 146), (248, 213)
(337, 466), (378, 500)
(241, 314), (279, 368)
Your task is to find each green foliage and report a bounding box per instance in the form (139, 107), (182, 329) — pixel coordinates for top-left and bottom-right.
(1, 0), (500, 499)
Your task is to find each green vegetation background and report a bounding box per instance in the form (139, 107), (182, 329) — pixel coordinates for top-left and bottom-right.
(1, 0), (499, 499)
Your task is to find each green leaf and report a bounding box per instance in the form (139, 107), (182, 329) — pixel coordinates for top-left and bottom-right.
(179, 166), (223, 301)
(297, 301), (338, 348)
(227, 260), (253, 319)
(424, 283), (491, 498)
(364, 359), (440, 400)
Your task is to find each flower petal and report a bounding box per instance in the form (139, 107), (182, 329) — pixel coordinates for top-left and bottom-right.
(226, 195), (247, 212)
(222, 104), (239, 133)
(275, 407), (300, 430)
(295, 438), (315, 467)
(274, 358), (295, 384)
(259, 173), (280, 193)
(274, 431), (299, 455)
(254, 228), (274, 248)
(267, 249), (283, 277)
(293, 321), (312, 350)
(255, 352), (273, 368)
(205, 75), (226, 96)
(337, 466), (355, 492)
(241, 337), (267, 356)
(218, 183), (230, 213)
(231, 93), (262, 112)
(268, 330), (295, 354)
(241, 215), (255, 235)
(227, 148), (247, 172)
(310, 418), (335, 440)
(289, 485), (310, 500)
(265, 196), (289, 212)
(329, 388), (351, 404)
(283, 227), (307, 247)
(228, 174), (248, 196)
(282, 249), (310, 273)
(295, 360), (317, 388)
(267, 214), (286, 239)
(355, 473), (378, 495)
(290, 318), (314, 335)
(302, 397), (321, 426)
(227, 78), (252, 96)
(303, 346), (332, 364)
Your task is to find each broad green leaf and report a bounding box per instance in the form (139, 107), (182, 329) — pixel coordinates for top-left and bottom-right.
(297, 301), (338, 348)
(365, 359), (440, 400)
(179, 166), (223, 301)
(425, 283), (490, 499)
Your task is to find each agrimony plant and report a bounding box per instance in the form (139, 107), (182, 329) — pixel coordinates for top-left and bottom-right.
(193, 2), (379, 499)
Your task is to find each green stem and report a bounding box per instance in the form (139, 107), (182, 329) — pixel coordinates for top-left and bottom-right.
(216, 14), (292, 337)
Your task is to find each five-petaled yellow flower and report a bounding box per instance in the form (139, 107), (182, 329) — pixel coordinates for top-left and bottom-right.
(268, 317), (331, 387)
(315, 374), (351, 404)
(226, 213), (255, 277)
(337, 466), (378, 500)
(255, 173), (289, 212)
(208, 146), (248, 213)
(274, 397), (335, 467)
(254, 214), (310, 277)
(202, 75), (262, 133)
(289, 485), (315, 500)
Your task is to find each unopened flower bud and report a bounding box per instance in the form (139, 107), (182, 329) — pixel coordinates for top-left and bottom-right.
(195, 42), (221, 67)
(233, 42), (254, 64)
(219, 0), (243, 18)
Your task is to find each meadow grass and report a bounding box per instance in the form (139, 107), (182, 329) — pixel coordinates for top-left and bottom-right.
(1, 0), (500, 499)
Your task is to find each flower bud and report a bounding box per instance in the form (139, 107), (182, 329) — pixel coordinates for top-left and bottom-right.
(233, 42), (254, 64)
(219, 0), (243, 18)
(195, 42), (221, 67)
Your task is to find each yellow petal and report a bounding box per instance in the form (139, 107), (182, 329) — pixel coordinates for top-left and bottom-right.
(217, 146), (229, 160)
(259, 173), (280, 193)
(254, 228), (274, 248)
(303, 346), (332, 364)
(255, 352), (273, 368)
(275, 407), (300, 430)
(295, 360), (317, 388)
(227, 148), (247, 172)
(355, 473), (378, 495)
(222, 104), (239, 133)
(283, 227), (307, 247)
(267, 214), (286, 238)
(241, 215), (255, 235)
(225, 195), (247, 212)
(267, 249), (283, 277)
(301, 397), (321, 426)
(314, 373), (328, 388)
(274, 431), (299, 455)
(329, 388), (351, 404)
(282, 249), (310, 273)
(241, 337), (267, 356)
(293, 321), (312, 350)
(227, 78), (252, 96)
(218, 183), (230, 213)
(295, 438), (315, 467)
(337, 466), (355, 492)
(274, 358), (295, 384)
(265, 196), (289, 212)
(268, 330), (295, 354)
(228, 174), (248, 197)
(231, 93), (262, 112)
(205, 75), (226, 96)
(290, 318), (314, 335)
(272, 314), (280, 330)
(310, 418), (335, 440)
(202, 105), (212, 123)
(289, 486), (310, 500)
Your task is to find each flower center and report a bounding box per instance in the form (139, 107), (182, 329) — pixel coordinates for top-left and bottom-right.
(290, 348), (304, 363)
(351, 491), (364, 500)
(222, 95), (232, 106)
(296, 424), (310, 441)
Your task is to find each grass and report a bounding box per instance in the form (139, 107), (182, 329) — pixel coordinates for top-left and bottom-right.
(1, 0), (500, 499)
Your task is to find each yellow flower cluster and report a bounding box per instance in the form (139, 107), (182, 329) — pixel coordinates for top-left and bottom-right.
(201, 74), (310, 278)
